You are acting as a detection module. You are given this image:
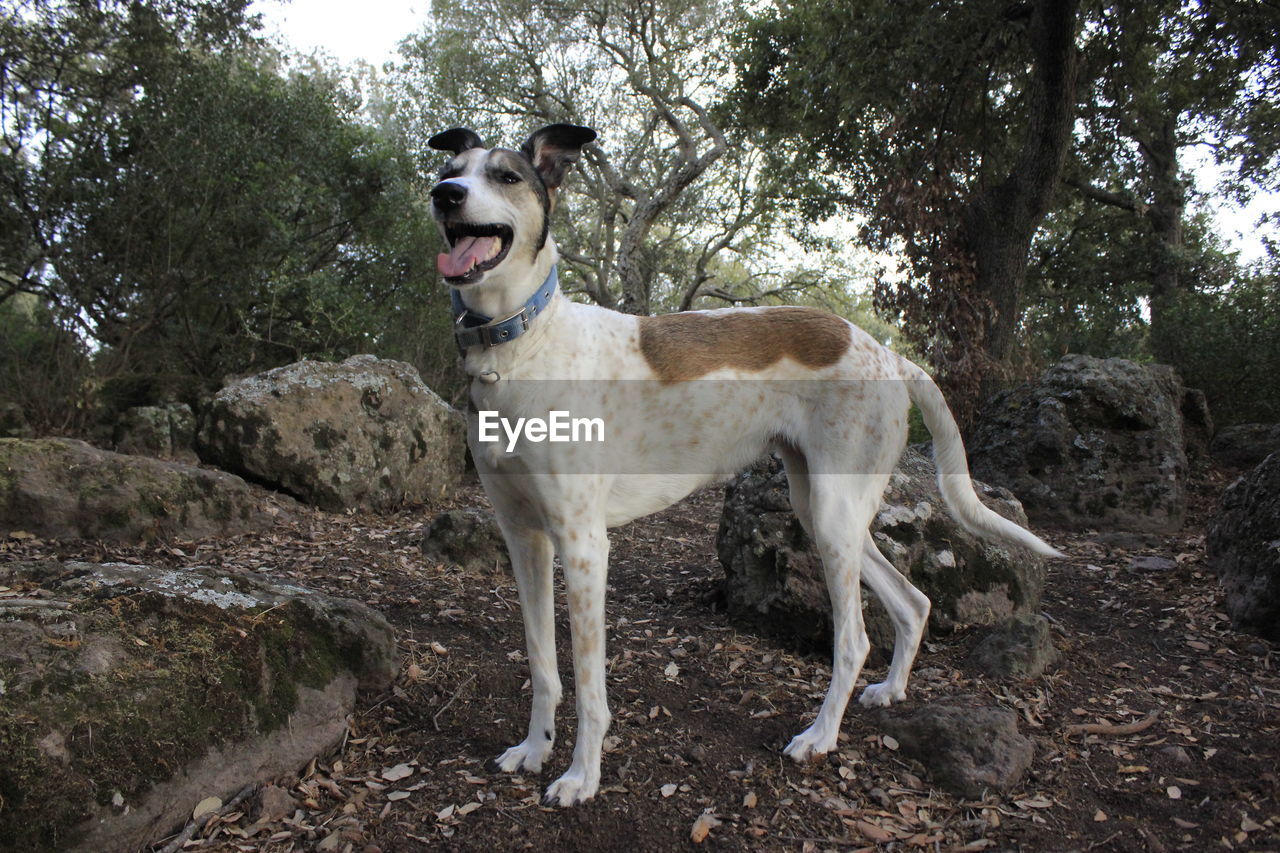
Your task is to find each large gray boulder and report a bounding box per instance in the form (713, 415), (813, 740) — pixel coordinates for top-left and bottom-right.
(0, 560), (397, 853)
(969, 354), (1189, 533)
(198, 355), (464, 512)
(717, 448), (1046, 655)
(1210, 423), (1280, 470)
(0, 438), (289, 542)
(1206, 453), (1280, 640)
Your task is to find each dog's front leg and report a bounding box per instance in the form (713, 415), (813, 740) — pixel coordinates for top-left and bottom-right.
(495, 525), (561, 774)
(543, 523), (611, 806)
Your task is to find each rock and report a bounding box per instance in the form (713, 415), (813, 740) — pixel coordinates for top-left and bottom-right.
(1206, 453), (1280, 640)
(1160, 745), (1193, 767)
(421, 509), (511, 574)
(968, 614), (1058, 679)
(970, 354), (1189, 533)
(198, 355), (464, 512)
(717, 448), (1046, 656)
(0, 401), (32, 438)
(256, 784), (299, 821)
(0, 438), (290, 542)
(0, 560), (396, 853)
(1128, 555), (1177, 573)
(873, 698), (1034, 798)
(114, 403), (197, 461)
(1179, 386), (1214, 464)
(1210, 423), (1280, 470)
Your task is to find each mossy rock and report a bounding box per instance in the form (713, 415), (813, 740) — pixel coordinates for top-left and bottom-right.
(196, 355), (464, 512)
(0, 438), (291, 542)
(717, 448), (1047, 656)
(0, 560), (397, 852)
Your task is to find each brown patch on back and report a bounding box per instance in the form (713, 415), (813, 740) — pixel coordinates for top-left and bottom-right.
(639, 307), (851, 381)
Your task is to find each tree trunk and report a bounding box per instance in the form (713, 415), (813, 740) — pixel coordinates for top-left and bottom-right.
(1141, 116), (1186, 363)
(964, 0), (1079, 382)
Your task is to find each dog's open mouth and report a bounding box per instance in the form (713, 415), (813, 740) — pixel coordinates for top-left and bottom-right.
(438, 223), (514, 283)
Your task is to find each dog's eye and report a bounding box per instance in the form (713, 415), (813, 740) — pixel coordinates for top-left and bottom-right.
(500, 171), (522, 184)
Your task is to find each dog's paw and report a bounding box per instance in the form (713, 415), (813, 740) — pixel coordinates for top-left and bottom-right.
(783, 725), (836, 763)
(543, 768), (599, 807)
(496, 739), (551, 774)
(858, 681), (906, 708)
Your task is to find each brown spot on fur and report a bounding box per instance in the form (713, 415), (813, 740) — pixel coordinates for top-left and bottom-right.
(639, 307), (851, 381)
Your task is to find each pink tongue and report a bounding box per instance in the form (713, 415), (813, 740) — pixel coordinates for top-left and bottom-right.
(438, 235), (499, 278)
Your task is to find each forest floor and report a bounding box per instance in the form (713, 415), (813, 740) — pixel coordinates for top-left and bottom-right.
(10, 466), (1280, 852)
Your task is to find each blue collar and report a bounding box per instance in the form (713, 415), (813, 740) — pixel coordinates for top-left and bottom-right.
(451, 265), (558, 350)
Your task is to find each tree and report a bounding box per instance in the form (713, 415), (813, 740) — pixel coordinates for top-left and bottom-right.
(1065, 0), (1280, 360)
(1, 0), (256, 302)
(733, 0), (1080, 415)
(391, 0), (839, 315)
(2, 1), (439, 396)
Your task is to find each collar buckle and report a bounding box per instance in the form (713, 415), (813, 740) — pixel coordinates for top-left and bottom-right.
(452, 265), (558, 352)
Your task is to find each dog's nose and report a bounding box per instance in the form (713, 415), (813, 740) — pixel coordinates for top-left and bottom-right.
(431, 181), (467, 210)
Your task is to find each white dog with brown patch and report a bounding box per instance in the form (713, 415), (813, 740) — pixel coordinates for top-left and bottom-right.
(428, 124), (1061, 807)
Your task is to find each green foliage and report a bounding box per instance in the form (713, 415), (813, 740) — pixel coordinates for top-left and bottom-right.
(3, 0), (445, 412)
(0, 295), (92, 435)
(1159, 267), (1280, 426)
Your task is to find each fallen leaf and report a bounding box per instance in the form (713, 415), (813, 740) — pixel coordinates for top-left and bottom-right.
(1172, 817), (1199, 830)
(856, 820), (895, 843)
(192, 796), (221, 821)
(1241, 816), (1263, 833)
(664, 661), (679, 679)
(436, 804), (455, 821)
(1094, 809), (1108, 822)
(382, 763), (414, 782)
(458, 801), (482, 815)
(386, 791), (410, 801)
(690, 811), (721, 844)
(743, 791), (758, 809)
(1016, 796), (1054, 810)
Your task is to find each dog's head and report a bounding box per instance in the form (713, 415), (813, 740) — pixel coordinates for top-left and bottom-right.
(427, 124), (597, 287)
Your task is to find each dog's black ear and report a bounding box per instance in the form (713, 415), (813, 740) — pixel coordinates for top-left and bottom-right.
(428, 128), (486, 155)
(521, 124), (598, 190)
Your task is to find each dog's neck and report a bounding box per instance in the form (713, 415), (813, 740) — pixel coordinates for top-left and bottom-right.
(453, 243), (559, 322)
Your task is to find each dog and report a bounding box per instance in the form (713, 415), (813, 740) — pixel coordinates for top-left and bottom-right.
(427, 123), (1062, 806)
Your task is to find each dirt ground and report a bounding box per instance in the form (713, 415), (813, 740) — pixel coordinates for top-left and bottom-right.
(6, 466), (1279, 852)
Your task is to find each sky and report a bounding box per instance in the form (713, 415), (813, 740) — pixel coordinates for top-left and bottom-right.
(252, 0), (427, 68)
(252, 0), (1275, 265)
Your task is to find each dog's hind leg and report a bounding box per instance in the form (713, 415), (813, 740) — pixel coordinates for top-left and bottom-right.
(784, 444), (927, 709)
(857, 540), (930, 707)
(784, 474), (881, 762)
(495, 523), (561, 774)
(779, 444), (815, 535)
(543, 522), (611, 806)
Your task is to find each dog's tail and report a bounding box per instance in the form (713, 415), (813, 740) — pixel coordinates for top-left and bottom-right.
(904, 363), (1063, 559)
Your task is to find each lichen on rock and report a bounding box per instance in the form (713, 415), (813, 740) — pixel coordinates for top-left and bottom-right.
(197, 355), (465, 512)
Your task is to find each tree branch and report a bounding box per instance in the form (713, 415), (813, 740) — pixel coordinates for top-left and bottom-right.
(1065, 175), (1141, 212)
